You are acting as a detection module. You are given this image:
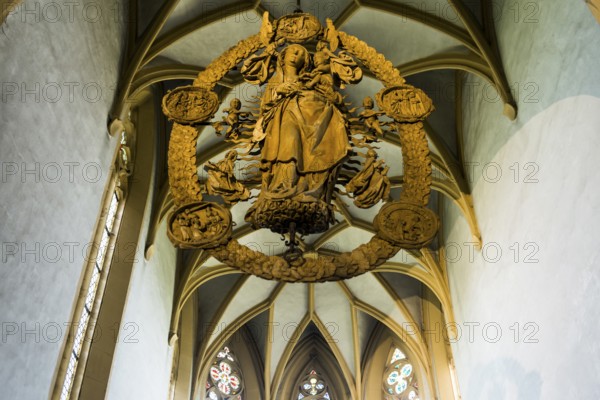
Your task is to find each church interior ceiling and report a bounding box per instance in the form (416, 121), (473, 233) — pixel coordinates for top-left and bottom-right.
(113, 0), (516, 397)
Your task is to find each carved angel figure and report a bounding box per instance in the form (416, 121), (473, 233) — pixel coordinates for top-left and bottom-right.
(345, 149), (391, 208)
(204, 150), (250, 204)
(212, 98), (254, 140)
(359, 96), (386, 139)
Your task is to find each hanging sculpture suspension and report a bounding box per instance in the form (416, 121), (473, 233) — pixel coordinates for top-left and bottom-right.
(163, 11), (439, 282)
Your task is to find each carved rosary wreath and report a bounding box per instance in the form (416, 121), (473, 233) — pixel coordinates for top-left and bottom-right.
(163, 12), (438, 282)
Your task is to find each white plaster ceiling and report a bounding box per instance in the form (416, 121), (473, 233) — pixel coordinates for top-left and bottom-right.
(342, 8), (464, 66)
(160, 0), (242, 34)
(260, 0), (354, 24)
(381, 0), (482, 25)
(160, 12), (263, 66)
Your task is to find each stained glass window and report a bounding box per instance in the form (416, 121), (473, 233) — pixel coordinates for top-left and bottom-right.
(296, 370), (332, 399)
(205, 346), (244, 400)
(382, 347), (419, 400)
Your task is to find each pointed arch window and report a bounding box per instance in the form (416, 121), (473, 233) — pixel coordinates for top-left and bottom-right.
(297, 370), (332, 400)
(382, 348), (419, 400)
(205, 346), (244, 400)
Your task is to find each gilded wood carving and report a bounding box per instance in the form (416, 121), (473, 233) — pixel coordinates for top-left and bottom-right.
(163, 12), (439, 281)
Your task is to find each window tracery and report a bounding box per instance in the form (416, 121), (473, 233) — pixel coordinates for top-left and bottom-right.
(297, 370), (332, 400)
(205, 346), (244, 400)
(382, 348), (419, 400)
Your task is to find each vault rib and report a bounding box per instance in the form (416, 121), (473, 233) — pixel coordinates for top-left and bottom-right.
(111, 0), (183, 119)
(143, 1), (258, 68)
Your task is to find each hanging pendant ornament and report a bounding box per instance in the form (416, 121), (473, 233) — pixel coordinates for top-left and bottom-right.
(163, 12), (439, 282)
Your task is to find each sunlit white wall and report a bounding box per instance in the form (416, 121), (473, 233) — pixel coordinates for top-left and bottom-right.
(444, 1), (600, 398)
(0, 1), (125, 398)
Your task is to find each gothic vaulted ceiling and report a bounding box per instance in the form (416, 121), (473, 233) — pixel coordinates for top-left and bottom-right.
(122, 0), (514, 398)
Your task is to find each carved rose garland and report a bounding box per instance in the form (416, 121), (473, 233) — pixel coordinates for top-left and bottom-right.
(163, 12), (439, 282)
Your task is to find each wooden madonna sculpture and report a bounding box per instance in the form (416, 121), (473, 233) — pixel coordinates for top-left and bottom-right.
(163, 12), (438, 282)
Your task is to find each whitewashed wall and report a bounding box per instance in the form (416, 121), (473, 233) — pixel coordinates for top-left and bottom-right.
(0, 1), (125, 399)
(445, 1), (600, 399)
(104, 221), (177, 400)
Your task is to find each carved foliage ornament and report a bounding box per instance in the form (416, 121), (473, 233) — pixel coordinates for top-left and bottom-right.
(164, 12), (439, 282)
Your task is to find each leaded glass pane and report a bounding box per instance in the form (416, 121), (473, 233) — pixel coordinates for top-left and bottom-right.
(105, 192), (119, 232)
(383, 347), (419, 400)
(60, 353), (78, 400)
(95, 229), (110, 267)
(390, 348), (406, 363)
(205, 346), (244, 399)
(84, 268), (101, 310)
(73, 310), (90, 355)
(297, 370), (331, 399)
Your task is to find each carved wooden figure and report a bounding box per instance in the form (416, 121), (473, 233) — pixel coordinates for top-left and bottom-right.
(345, 149), (391, 208)
(242, 42), (361, 235)
(359, 96), (386, 140)
(204, 150), (250, 205)
(212, 98), (254, 140)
